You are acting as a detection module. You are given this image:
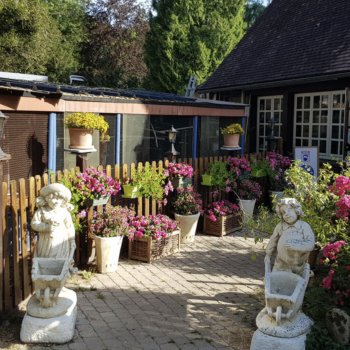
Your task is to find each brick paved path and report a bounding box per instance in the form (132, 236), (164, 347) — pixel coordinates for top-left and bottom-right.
(3, 232), (267, 350)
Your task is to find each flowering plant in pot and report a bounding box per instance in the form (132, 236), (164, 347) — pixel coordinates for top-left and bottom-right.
(221, 123), (245, 148)
(237, 180), (262, 216)
(172, 186), (202, 243)
(63, 112), (109, 150)
(203, 161), (235, 192)
(202, 197), (242, 236)
(165, 162), (193, 188)
(227, 156), (251, 179)
(129, 164), (172, 202)
(90, 205), (136, 273)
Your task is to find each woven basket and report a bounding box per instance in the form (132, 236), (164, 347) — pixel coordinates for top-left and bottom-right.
(128, 230), (180, 263)
(203, 213), (242, 237)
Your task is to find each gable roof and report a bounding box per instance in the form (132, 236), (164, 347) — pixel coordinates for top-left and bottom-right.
(199, 0), (350, 92)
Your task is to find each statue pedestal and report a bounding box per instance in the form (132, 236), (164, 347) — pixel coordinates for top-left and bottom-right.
(20, 288), (77, 344)
(250, 330), (308, 350)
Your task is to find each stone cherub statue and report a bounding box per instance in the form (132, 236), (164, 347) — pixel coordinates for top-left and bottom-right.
(30, 183), (77, 310)
(250, 198), (315, 349)
(264, 197), (315, 277)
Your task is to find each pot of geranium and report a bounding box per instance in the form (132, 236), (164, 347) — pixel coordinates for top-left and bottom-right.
(64, 112), (109, 150)
(203, 199), (242, 236)
(237, 180), (262, 218)
(221, 123), (245, 148)
(90, 205), (136, 273)
(172, 186), (202, 243)
(165, 162), (193, 189)
(128, 214), (180, 263)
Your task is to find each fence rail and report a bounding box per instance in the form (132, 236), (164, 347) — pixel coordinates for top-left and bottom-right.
(1, 152), (269, 319)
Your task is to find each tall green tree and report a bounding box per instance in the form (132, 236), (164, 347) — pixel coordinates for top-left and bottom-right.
(144, 0), (246, 94)
(82, 0), (149, 89)
(0, 0), (85, 82)
(245, 0), (266, 29)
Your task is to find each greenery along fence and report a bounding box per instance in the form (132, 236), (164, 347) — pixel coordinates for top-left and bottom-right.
(0, 152), (271, 318)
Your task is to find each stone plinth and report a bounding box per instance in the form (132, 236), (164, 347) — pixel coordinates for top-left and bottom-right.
(250, 330), (308, 350)
(20, 288), (77, 344)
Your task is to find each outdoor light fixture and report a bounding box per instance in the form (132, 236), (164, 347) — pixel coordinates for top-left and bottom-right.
(0, 111), (9, 158)
(266, 118), (277, 140)
(165, 125), (179, 162)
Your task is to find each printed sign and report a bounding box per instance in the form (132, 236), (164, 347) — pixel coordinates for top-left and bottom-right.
(294, 146), (319, 178)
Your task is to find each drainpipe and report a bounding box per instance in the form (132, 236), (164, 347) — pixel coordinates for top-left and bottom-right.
(48, 113), (57, 181)
(115, 114), (121, 165)
(193, 116), (198, 160)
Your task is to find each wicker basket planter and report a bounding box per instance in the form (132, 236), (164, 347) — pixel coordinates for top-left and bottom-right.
(203, 212), (242, 237)
(128, 230), (180, 263)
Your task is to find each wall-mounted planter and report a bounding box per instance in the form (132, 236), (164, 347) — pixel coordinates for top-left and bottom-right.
(83, 195), (109, 207)
(122, 184), (138, 198)
(201, 174), (212, 186)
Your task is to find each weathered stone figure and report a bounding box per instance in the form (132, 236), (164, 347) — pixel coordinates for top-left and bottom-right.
(264, 198), (315, 277)
(250, 198), (315, 350)
(31, 183), (76, 262)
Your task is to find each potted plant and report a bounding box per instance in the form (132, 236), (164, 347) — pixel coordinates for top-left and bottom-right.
(128, 214), (180, 263)
(237, 180), (262, 216)
(172, 186), (202, 243)
(202, 160), (235, 192)
(202, 198), (242, 236)
(90, 205), (136, 273)
(63, 112), (109, 150)
(250, 157), (270, 178)
(165, 162), (193, 189)
(227, 156), (251, 180)
(129, 164), (171, 202)
(220, 123), (245, 148)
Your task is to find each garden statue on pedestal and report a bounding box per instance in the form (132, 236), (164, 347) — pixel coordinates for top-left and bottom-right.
(251, 198), (314, 350)
(21, 183), (78, 344)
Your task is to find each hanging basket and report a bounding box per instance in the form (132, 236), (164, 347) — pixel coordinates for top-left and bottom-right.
(171, 176), (192, 189)
(201, 174), (212, 186)
(122, 184), (138, 198)
(82, 195), (109, 207)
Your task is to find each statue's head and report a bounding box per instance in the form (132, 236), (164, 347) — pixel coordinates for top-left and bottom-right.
(275, 198), (304, 222)
(37, 184), (72, 209)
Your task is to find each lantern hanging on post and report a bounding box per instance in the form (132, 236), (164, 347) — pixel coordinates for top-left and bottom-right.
(266, 118), (277, 152)
(0, 111), (9, 158)
(165, 125), (179, 162)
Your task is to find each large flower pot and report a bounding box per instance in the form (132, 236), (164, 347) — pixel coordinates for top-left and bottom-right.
(69, 128), (94, 150)
(201, 174), (212, 186)
(238, 199), (256, 216)
(223, 134), (240, 148)
(175, 212), (200, 244)
(172, 177), (192, 189)
(94, 235), (123, 273)
(269, 190), (284, 209)
(122, 184), (138, 198)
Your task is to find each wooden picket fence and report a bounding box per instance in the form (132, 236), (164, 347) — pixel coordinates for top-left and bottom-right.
(0, 152), (270, 319)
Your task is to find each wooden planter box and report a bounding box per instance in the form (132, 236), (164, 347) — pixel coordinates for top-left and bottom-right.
(203, 212), (242, 237)
(128, 230), (180, 263)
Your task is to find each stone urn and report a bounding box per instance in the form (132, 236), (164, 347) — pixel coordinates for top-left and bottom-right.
(175, 212), (200, 244)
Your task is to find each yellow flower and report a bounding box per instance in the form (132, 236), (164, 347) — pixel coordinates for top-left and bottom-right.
(220, 123), (244, 135)
(63, 113), (109, 134)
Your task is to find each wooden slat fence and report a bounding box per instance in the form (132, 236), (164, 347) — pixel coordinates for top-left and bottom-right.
(1, 152), (269, 319)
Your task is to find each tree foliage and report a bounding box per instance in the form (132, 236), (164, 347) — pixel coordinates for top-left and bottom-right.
(0, 0), (85, 82)
(144, 0), (246, 94)
(82, 0), (149, 88)
(244, 0), (266, 29)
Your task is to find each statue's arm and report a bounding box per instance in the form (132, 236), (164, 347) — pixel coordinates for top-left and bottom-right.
(31, 210), (50, 232)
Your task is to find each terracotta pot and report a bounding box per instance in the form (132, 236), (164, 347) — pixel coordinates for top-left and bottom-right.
(175, 212), (200, 244)
(223, 134), (240, 148)
(69, 128), (94, 150)
(308, 247), (321, 270)
(94, 235), (123, 273)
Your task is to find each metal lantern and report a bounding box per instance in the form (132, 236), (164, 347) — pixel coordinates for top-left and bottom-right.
(165, 125), (179, 162)
(0, 111), (9, 138)
(168, 125), (178, 144)
(266, 118), (277, 140)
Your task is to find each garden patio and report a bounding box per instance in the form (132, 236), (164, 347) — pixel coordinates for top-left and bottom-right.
(0, 231), (266, 350)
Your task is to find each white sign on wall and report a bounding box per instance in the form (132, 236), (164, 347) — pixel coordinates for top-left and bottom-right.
(294, 146), (319, 178)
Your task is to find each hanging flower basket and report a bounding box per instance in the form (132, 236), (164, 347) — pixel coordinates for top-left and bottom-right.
(82, 195), (109, 207)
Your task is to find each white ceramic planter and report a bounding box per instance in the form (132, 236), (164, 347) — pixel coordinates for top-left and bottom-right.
(269, 190), (284, 208)
(238, 199), (256, 216)
(175, 212), (200, 244)
(94, 235), (123, 273)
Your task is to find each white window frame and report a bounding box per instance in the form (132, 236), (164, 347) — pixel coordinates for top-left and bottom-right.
(294, 91), (346, 159)
(257, 95), (283, 153)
